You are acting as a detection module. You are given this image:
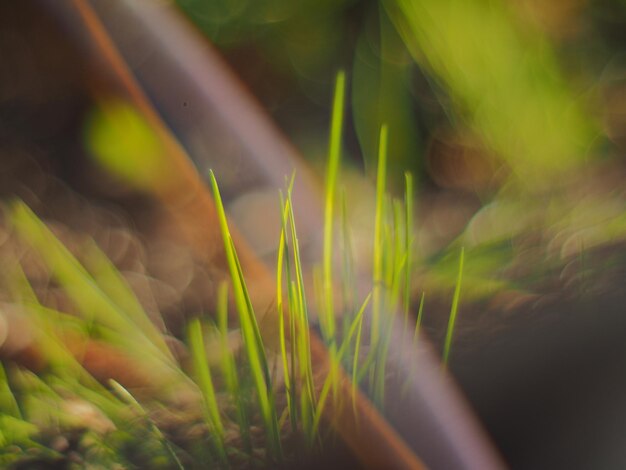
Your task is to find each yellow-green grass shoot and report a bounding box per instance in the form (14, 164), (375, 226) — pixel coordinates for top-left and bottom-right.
(187, 318), (227, 462)
(286, 187), (316, 414)
(371, 124), (388, 351)
(403, 172), (414, 333)
(442, 247), (465, 367)
(340, 189), (356, 335)
(276, 190), (297, 434)
(216, 281), (251, 453)
(209, 170), (282, 460)
(369, 125), (392, 405)
(347, 294), (371, 419)
(277, 182), (318, 445)
(322, 70), (346, 343)
(373, 202), (405, 405)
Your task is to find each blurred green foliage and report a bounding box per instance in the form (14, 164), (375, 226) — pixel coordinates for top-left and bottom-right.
(175, 0), (626, 193)
(85, 100), (173, 191)
(387, 0), (597, 187)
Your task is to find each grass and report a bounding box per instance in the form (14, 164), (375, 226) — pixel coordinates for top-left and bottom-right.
(276, 178), (317, 446)
(187, 318), (227, 462)
(0, 70), (469, 468)
(371, 124), (388, 353)
(442, 247), (465, 367)
(209, 169), (283, 462)
(321, 70), (346, 344)
(216, 281), (251, 453)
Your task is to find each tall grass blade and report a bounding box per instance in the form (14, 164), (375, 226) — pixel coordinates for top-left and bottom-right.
(216, 282), (251, 453)
(187, 317), (226, 458)
(371, 124), (388, 351)
(322, 70), (346, 342)
(340, 189), (355, 322)
(404, 172), (414, 332)
(277, 191), (298, 434)
(209, 170), (282, 460)
(286, 189), (317, 432)
(368, 124), (389, 401)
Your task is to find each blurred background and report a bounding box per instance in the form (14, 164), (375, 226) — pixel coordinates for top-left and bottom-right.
(176, 0), (620, 185)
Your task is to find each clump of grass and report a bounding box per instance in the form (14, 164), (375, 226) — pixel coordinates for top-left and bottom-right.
(0, 69), (469, 469)
(276, 178), (318, 446)
(209, 169), (283, 461)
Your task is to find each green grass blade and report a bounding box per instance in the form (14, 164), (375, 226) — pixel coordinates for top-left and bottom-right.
(209, 170), (282, 460)
(351, 298), (368, 417)
(340, 189), (355, 318)
(371, 124), (388, 350)
(322, 70), (346, 342)
(404, 172), (414, 333)
(442, 247), (465, 366)
(338, 293), (372, 360)
(277, 192), (298, 434)
(368, 124), (389, 399)
(187, 318), (225, 445)
(229, 236), (272, 384)
(216, 281), (251, 453)
(310, 362), (335, 443)
(286, 189), (317, 426)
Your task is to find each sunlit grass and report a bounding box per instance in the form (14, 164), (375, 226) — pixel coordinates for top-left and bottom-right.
(216, 281), (251, 453)
(187, 318), (227, 462)
(371, 125), (388, 352)
(0, 165), (451, 468)
(322, 70), (346, 344)
(209, 169), (283, 461)
(276, 180), (318, 446)
(0, 66), (472, 468)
